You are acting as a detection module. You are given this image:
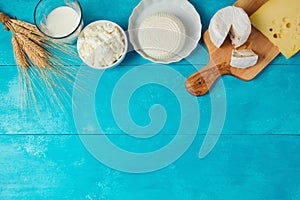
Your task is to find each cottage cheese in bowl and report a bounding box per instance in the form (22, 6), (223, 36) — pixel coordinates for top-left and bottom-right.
(77, 20), (127, 69)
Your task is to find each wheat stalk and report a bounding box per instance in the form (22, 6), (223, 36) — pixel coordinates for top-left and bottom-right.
(0, 11), (79, 112)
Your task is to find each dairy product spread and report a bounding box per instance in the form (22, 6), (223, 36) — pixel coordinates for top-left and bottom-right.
(78, 22), (126, 68)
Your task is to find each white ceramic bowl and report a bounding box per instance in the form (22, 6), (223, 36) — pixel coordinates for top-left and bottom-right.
(128, 0), (202, 64)
(77, 20), (128, 69)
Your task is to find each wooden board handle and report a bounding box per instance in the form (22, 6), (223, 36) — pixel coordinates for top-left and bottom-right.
(185, 61), (231, 96)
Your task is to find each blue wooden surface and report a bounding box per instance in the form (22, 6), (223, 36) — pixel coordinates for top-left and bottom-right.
(1, 0), (300, 199)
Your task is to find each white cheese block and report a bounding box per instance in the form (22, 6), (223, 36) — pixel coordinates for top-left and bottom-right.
(138, 13), (186, 61)
(209, 6), (251, 48)
(230, 49), (258, 68)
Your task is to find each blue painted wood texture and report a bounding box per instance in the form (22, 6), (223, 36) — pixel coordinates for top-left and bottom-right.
(0, 0), (300, 199)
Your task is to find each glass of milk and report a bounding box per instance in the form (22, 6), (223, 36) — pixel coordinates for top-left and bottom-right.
(34, 0), (83, 44)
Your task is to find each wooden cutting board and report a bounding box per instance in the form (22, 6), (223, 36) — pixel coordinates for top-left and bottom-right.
(185, 0), (280, 96)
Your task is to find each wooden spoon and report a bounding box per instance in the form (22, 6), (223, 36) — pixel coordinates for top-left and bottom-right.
(185, 0), (280, 96)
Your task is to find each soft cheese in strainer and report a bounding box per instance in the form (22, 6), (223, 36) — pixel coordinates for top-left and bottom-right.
(138, 13), (186, 62)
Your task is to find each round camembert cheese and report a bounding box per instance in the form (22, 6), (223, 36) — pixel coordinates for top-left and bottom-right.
(77, 22), (125, 68)
(209, 6), (251, 48)
(138, 13), (186, 62)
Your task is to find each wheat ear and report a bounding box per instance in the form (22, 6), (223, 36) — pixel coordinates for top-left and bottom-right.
(11, 19), (42, 35)
(11, 23), (43, 44)
(12, 35), (30, 69)
(16, 34), (50, 68)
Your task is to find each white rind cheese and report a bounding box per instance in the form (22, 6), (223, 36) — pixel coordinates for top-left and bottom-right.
(77, 22), (125, 68)
(208, 6), (233, 48)
(209, 6), (251, 48)
(230, 49), (258, 68)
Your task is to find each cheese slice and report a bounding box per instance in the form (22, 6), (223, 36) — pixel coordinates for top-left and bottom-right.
(250, 0), (300, 58)
(230, 49), (258, 68)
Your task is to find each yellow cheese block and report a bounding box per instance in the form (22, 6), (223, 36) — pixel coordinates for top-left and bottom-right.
(250, 0), (300, 58)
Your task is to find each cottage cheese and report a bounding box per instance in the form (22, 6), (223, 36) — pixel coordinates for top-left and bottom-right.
(77, 22), (126, 68)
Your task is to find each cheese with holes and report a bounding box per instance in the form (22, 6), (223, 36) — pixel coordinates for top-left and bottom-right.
(250, 0), (300, 58)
